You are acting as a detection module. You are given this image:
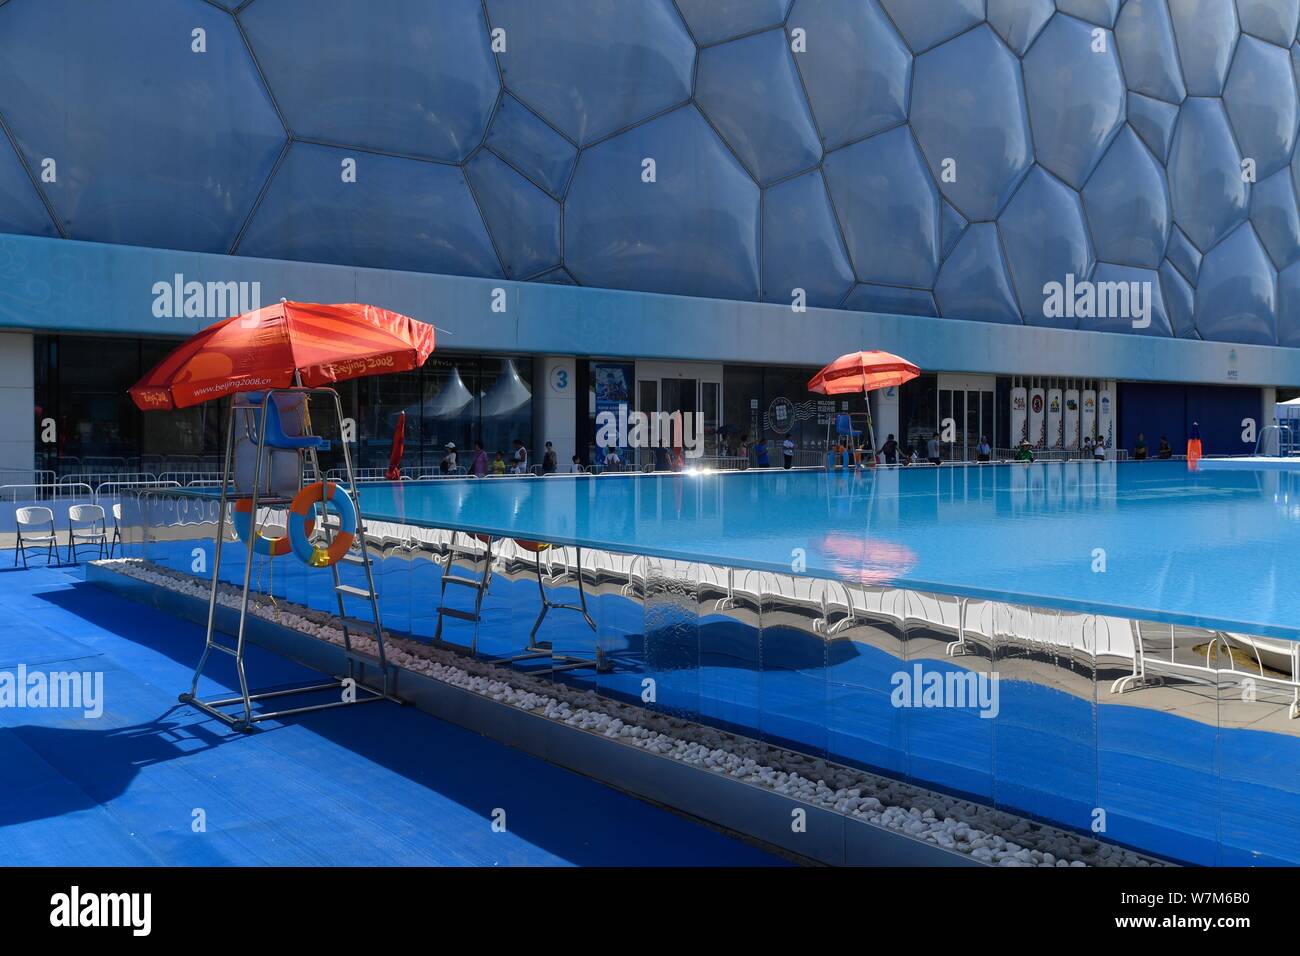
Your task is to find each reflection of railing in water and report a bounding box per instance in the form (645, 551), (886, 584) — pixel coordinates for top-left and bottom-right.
(127, 490), (1300, 716)
(1110, 623), (1300, 719)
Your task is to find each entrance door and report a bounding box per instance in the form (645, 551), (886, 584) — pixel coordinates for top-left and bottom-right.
(937, 374), (996, 460)
(636, 361), (723, 465)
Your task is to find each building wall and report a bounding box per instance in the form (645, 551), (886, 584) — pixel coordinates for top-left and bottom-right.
(0, 0), (1298, 348)
(0, 331), (32, 474)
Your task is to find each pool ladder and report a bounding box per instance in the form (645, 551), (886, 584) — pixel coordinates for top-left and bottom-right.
(433, 536), (608, 674)
(433, 533), (496, 655)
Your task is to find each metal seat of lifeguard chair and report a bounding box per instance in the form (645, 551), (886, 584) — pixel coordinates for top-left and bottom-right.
(835, 413), (861, 440)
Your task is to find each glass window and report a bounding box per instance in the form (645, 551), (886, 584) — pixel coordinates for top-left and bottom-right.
(479, 357), (533, 462)
(32, 335), (535, 477)
(901, 373), (937, 458)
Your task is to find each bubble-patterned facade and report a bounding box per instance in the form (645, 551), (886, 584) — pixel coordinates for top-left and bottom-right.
(0, 0), (1297, 347)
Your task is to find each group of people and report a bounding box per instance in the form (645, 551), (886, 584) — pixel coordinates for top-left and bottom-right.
(1131, 432), (1174, 460)
(438, 438), (535, 476)
(431, 427), (1181, 476)
(736, 434), (798, 469)
(1014, 437), (1113, 462)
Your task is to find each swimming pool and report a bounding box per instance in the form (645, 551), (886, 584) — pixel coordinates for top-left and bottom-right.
(354, 461), (1300, 641)
(114, 461), (1300, 866)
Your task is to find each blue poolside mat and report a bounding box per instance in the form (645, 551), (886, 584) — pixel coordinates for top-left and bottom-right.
(0, 567), (783, 867)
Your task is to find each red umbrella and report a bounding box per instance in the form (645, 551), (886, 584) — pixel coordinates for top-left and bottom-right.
(807, 350), (920, 394)
(808, 350), (920, 462)
(386, 411), (406, 480)
(130, 300), (436, 411)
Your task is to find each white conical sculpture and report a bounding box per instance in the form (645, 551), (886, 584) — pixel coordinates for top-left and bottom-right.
(425, 366), (474, 418)
(481, 358), (532, 417)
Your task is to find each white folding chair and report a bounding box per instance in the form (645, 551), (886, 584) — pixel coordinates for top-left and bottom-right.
(67, 503), (108, 562)
(14, 506), (57, 568)
(109, 502), (123, 557)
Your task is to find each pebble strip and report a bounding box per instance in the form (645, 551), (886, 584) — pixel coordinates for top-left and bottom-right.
(101, 558), (1164, 868)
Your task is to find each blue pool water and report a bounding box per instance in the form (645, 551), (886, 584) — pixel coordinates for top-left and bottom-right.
(348, 461), (1300, 640)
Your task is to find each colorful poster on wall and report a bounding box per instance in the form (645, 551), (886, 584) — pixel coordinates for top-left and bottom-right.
(1010, 386), (1027, 444)
(592, 362), (633, 464)
(1047, 387), (1063, 448)
(1029, 387), (1045, 447)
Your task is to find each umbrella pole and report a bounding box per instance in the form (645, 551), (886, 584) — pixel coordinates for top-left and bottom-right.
(863, 387), (878, 467)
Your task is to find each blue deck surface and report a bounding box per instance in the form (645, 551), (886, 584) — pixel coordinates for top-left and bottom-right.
(0, 566), (782, 866)
(343, 462), (1300, 640)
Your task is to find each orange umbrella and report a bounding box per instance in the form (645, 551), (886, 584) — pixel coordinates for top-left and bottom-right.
(807, 350), (919, 395)
(129, 300), (436, 410)
(808, 351), (919, 463)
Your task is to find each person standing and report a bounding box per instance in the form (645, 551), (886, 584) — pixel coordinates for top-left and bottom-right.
(976, 435), (991, 462)
(440, 442), (457, 474)
(1134, 433), (1148, 460)
(754, 437), (770, 468)
(1093, 439), (1106, 460)
(926, 431), (941, 465)
(1157, 435), (1172, 459)
(512, 438), (528, 474)
(880, 433), (898, 465)
(782, 436), (795, 469)
(542, 440), (557, 474)
(470, 441), (488, 477)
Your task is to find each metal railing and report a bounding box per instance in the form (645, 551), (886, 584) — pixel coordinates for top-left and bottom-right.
(94, 479), (181, 502)
(0, 482), (93, 503)
(993, 448), (1131, 462)
(57, 471), (161, 491)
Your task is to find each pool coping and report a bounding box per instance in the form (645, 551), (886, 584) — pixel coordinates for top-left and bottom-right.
(86, 560), (986, 868)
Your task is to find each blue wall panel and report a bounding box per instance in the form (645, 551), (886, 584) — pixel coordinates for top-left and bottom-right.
(1119, 381), (1262, 456)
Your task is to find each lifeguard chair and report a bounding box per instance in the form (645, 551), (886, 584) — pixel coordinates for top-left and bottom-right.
(825, 412), (872, 469)
(180, 384), (390, 731)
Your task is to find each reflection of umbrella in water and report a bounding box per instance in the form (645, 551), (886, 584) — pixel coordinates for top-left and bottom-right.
(819, 531), (917, 586)
(481, 358), (532, 417)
